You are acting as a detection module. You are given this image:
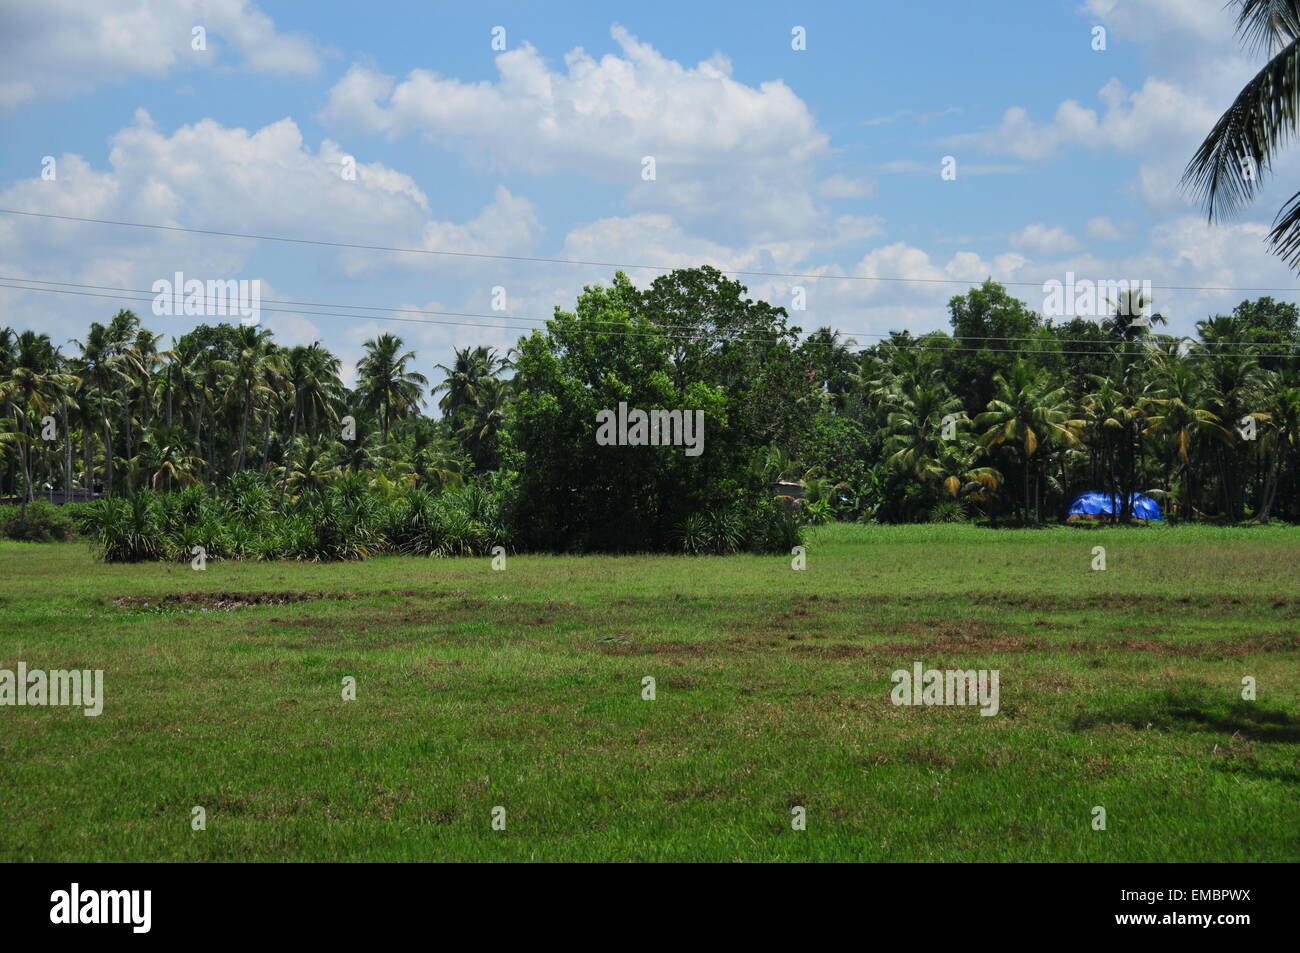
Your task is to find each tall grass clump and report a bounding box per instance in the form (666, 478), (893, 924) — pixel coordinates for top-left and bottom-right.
(676, 500), (803, 555)
(79, 493), (166, 562)
(78, 475), (514, 563)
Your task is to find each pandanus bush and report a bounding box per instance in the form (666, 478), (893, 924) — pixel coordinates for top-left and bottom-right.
(79, 493), (165, 562)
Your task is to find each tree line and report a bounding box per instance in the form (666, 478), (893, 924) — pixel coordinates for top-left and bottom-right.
(2, 266), (1298, 557)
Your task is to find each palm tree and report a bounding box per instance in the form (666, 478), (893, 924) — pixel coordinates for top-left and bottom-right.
(330, 428), (389, 475)
(1145, 361), (1229, 518)
(883, 381), (965, 482)
(1202, 351), (1266, 519)
(108, 311), (146, 486)
(1105, 288), (1167, 341)
(455, 376), (511, 472)
(405, 424), (465, 490)
(801, 327), (860, 411)
(71, 322), (122, 496)
(130, 427), (204, 491)
(432, 345), (504, 422)
(1184, 0), (1300, 269)
(225, 326), (284, 473)
(129, 326), (165, 454)
(1256, 368), (1300, 520)
(274, 436), (343, 498)
(1082, 358), (1162, 524)
(0, 332), (78, 508)
(357, 334), (427, 441)
(286, 343), (343, 442)
(976, 361), (1082, 523)
(933, 441), (1002, 507)
(764, 445), (835, 490)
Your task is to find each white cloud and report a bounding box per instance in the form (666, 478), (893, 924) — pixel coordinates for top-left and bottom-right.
(0, 113), (541, 350)
(320, 25), (830, 239)
(1085, 216), (1127, 241)
(0, 0), (321, 113)
(946, 78), (1218, 162)
(1010, 224), (1081, 255)
(1004, 217), (1297, 334)
(874, 159), (1023, 176)
(816, 174), (876, 199)
(321, 26), (824, 173)
(941, 1), (1284, 221)
(1083, 0), (1239, 79)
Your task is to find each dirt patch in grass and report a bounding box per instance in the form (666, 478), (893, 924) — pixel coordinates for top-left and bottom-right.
(864, 619), (1039, 656)
(596, 639), (731, 657)
(108, 587), (447, 612)
(111, 590), (353, 611)
(970, 592), (1294, 614)
(895, 618), (1018, 639)
(871, 635), (1040, 656)
(1068, 633), (1298, 657)
(790, 643), (867, 659)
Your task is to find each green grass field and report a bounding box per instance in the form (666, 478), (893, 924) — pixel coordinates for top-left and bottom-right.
(1, 523), (1297, 861)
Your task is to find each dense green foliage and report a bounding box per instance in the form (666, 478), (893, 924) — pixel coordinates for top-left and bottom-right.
(506, 268), (813, 551)
(76, 476), (507, 563)
(0, 500), (79, 542)
(3, 268), (1299, 561)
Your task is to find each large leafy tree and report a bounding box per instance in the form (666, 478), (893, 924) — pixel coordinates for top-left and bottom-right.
(943, 280), (1044, 415)
(507, 268), (797, 551)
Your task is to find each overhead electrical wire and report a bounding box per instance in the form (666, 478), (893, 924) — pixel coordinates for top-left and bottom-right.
(6, 275), (1299, 349)
(4, 206), (1300, 295)
(2, 279), (1294, 359)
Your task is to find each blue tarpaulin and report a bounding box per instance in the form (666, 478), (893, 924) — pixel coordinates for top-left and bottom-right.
(1068, 492), (1162, 521)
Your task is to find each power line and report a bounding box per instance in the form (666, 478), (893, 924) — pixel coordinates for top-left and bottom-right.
(4, 207), (1300, 295)
(2, 276), (555, 328)
(4, 275), (1300, 351)
(2, 280), (1295, 359)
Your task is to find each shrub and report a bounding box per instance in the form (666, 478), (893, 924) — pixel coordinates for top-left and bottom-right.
(224, 470), (272, 524)
(802, 498), (834, 525)
(677, 500), (802, 555)
(929, 500), (969, 524)
(398, 484), (501, 557)
(676, 513), (710, 555)
(0, 501), (77, 542)
(743, 498), (803, 553)
(705, 507), (743, 554)
(74, 474), (514, 563)
(80, 493), (165, 562)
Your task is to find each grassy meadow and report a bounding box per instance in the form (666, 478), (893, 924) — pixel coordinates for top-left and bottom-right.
(1, 523), (1297, 862)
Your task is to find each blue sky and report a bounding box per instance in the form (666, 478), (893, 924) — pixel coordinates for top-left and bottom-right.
(2, 0), (1297, 384)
